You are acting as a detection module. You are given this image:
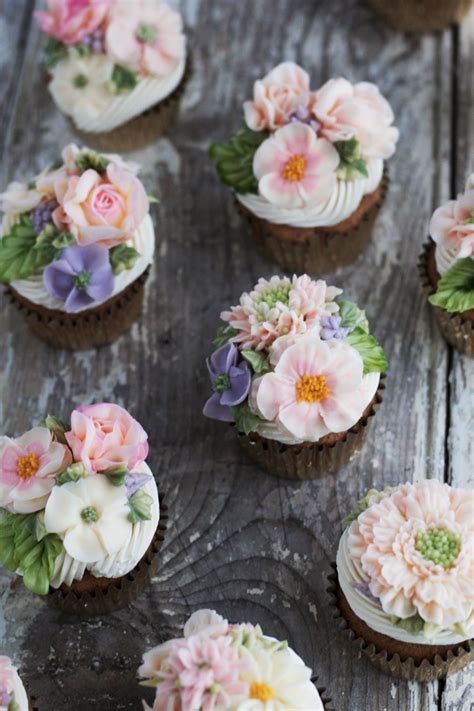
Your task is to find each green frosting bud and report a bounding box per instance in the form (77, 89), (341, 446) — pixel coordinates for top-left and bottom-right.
(75, 270), (92, 290)
(135, 23), (157, 44)
(415, 528), (461, 569)
(81, 506), (99, 523)
(73, 73), (88, 88)
(256, 283), (292, 311)
(213, 374), (230, 394)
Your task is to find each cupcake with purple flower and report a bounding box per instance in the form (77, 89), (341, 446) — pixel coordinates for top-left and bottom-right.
(204, 274), (388, 479)
(0, 143), (155, 349)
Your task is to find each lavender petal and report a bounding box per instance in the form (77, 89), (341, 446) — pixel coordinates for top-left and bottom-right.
(125, 471), (153, 497)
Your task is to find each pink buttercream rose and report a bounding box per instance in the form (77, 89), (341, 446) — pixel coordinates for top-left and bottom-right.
(65, 403), (149, 474)
(244, 62), (312, 132)
(106, 0), (185, 77)
(35, 0), (112, 46)
(430, 174), (474, 261)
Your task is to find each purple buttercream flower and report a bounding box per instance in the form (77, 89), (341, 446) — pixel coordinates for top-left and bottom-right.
(320, 315), (353, 341)
(203, 342), (251, 422)
(43, 243), (114, 313)
(354, 582), (382, 607)
(125, 471), (153, 497)
(30, 199), (58, 235)
(290, 105), (322, 134)
(0, 686), (11, 705)
(82, 29), (106, 54)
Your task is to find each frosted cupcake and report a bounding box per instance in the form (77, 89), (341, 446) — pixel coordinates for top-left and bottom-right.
(203, 274), (387, 479)
(36, 0), (188, 151)
(419, 174), (474, 357)
(210, 62), (397, 272)
(328, 480), (474, 681)
(138, 609), (326, 710)
(369, 0), (473, 32)
(0, 403), (166, 616)
(0, 657), (31, 711)
(0, 143), (154, 349)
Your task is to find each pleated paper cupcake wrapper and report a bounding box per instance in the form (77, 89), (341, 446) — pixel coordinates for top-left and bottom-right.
(237, 170), (388, 274)
(67, 56), (193, 153)
(44, 494), (168, 618)
(236, 377), (385, 481)
(6, 269), (149, 351)
(368, 0), (473, 32)
(418, 242), (474, 357)
(326, 563), (474, 682)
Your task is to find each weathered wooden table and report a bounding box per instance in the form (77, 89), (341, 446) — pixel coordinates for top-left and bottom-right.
(1, 1), (473, 709)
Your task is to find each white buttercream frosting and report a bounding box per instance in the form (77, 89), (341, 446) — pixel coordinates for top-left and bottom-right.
(50, 463), (160, 588)
(336, 529), (473, 646)
(435, 241), (461, 276)
(237, 158), (383, 228)
(49, 52), (186, 133)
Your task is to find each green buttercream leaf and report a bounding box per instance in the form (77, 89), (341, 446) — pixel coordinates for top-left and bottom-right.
(0, 216), (43, 283)
(241, 349), (271, 374)
(147, 195), (159, 204)
(109, 65), (138, 94)
(128, 489), (153, 524)
(109, 244), (140, 275)
(43, 37), (67, 68)
(75, 151), (109, 174)
(33, 224), (73, 264)
(75, 42), (92, 58)
(335, 138), (369, 180)
(345, 327), (388, 374)
(342, 487), (393, 526)
(34, 511), (48, 542)
(213, 325), (238, 349)
(209, 126), (268, 194)
(337, 299), (369, 334)
(8, 696), (21, 711)
(104, 464), (128, 486)
(392, 613), (425, 636)
(231, 402), (262, 436)
(41, 414), (70, 445)
(428, 257), (474, 313)
(55, 462), (86, 485)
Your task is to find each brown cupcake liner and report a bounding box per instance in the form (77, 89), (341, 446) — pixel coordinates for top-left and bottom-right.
(5, 268), (149, 350)
(43, 493), (168, 617)
(418, 241), (474, 357)
(237, 170), (388, 274)
(369, 0), (473, 32)
(236, 376), (385, 480)
(66, 56), (193, 152)
(326, 563), (474, 682)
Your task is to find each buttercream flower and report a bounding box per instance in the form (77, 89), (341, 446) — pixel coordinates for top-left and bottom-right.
(222, 275), (341, 352)
(0, 427), (72, 513)
(35, 0), (112, 46)
(0, 657), (15, 703)
(203, 343), (251, 422)
(0, 181), (43, 214)
(243, 62), (311, 132)
(65, 402), (149, 474)
(253, 123), (339, 209)
(44, 475), (132, 563)
(319, 315), (353, 340)
(312, 78), (399, 160)
(106, 0), (185, 77)
(43, 244), (114, 312)
(430, 174), (474, 264)
(183, 609), (230, 639)
(54, 163), (149, 248)
(348, 480), (474, 629)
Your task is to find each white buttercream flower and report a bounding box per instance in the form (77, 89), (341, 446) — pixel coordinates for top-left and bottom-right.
(0, 182), (43, 214)
(49, 54), (114, 124)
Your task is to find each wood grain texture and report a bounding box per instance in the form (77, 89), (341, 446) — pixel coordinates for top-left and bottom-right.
(0, 1), (472, 709)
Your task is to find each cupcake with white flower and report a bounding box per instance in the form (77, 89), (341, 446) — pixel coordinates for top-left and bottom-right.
(0, 143), (154, 349)
(35, 0), (189, 151)
(329, 479), (474, 681)
(419, 173), (474, 357)
(138, 609), (326, 710)
(203, 273), (387, 479)
(0, 403), (166, 616)
(0, 656), (31, 711)
(210, 62), (397, 272)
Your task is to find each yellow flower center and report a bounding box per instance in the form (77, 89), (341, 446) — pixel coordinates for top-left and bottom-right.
(249, 682), (274, 701)
(282, 154), (306, 182)
(16, 453), (40, 480)
(295, 374), (331, 403)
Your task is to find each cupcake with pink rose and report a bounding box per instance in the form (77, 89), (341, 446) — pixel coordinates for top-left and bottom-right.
(0, 143), (155, 349)
(0, 403), (167, 616)
(138, 608), (331, 710)
(0, 656), (33, 711)
(328, 479), (474, 681)
(203, 273), (387, 479)
(419, 174), (474, 357)
(210, 62), (398, 273)
(35, 0), (189, 151)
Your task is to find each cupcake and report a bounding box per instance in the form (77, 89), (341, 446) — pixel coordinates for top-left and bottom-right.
(35, 0), (189, 151)
(0, 657), (32, 710)
(203, 274), (387, 480)
(0, 403), (166, 617)
(369, 0), (473, 32)
(138, 608), (326, 710)
(419, 174), (474, 357)
(0, 143), (154, 349)
(210, 62), (397, 272)
(328, 480), (474, 681)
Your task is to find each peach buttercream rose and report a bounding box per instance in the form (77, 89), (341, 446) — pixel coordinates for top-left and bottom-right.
(430, 174), (474, 263)
(35, 0), (112, 46)
(65, 403), (149, 474)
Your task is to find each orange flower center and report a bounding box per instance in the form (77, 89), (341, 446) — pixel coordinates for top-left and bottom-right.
(249, 682), (274, 701)
(16, 453), (40, 480)
(282, 154), (306, 181)
(295, 374), (331, 403)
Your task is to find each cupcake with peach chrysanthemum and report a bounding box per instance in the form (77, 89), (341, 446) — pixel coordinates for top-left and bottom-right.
(203, 274), (387, 479)
(210, 62), (397, 272)
(329, 479), (474, 681)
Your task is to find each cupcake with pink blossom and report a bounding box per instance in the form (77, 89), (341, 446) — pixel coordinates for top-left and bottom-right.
(0, 656), (32, 711)
(138, 608), (328, 710)
(419, 174), (474, 357)
(203, 273), (387, 479)
(35, 0), (189, 151)
(0, 403), (166, 616)
(328, 479), (474, 681)
(0, 143), (155, 349)
(210, 62), (398, 272)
